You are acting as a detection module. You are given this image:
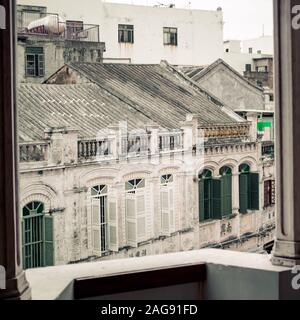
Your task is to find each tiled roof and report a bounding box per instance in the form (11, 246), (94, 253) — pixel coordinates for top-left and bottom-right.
(63, 62), (241, 127)
(18, 83), (151, 141)
(183, 58), (263, 92)
(19, 62), (245, 142)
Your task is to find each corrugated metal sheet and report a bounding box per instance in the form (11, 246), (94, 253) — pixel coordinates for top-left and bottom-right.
(67, 62), (239, 127)
(18, 83), (151, 141)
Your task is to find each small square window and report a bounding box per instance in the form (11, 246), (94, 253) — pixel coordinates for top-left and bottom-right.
(163, 27), (178, 46)
(118, 24), (134, 43)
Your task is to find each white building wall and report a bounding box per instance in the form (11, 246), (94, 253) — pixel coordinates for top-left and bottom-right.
(18, 0), (224, 65)
(242, 36), (274, 55)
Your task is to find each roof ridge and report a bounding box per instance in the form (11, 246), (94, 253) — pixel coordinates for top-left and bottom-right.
(193, 58), (264, 92)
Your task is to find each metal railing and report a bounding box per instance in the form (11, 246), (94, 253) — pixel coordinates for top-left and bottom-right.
(262, 141), (275, 158)
(17, 11), (100, 42)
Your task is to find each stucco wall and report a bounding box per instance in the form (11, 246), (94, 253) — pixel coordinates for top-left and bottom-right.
(18, 0), (223, 66)
(195, 63), (264, 110)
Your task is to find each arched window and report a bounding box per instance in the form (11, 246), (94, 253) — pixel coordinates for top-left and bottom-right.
(90, 185), (118, 255)
(125, 178), (147, 247)
(22, 201), (53, 269)
(160, 174), (174, 235)
(239, 164), (259, 213)
(219, 166), (233, 217)
(198, 169), (218, 222)
(91, 185), (108, 254)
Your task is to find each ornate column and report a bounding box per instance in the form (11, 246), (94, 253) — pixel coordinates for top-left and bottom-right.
(0, 0), (31, 299)
(272, 0), (300, 266)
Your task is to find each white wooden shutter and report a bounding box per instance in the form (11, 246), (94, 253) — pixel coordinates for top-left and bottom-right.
(126, 193), (137, 247)
(136, 189), (146, 242)
(169, 187), (175, 233)
(91, 197), (101, 256)
(161, 187), (170, 235)
(108, 193), (118, 252)
(161, 185), (175, 236)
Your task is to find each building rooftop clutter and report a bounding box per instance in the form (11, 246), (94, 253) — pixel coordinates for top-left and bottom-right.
(44, 61), (245, 129)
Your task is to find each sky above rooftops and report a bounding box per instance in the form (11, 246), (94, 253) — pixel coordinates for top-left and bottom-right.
(105, 0), (273, 40)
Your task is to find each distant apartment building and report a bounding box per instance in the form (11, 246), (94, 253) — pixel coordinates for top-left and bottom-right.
(17, 4), (106, 83)
(18, 0), (224, 66)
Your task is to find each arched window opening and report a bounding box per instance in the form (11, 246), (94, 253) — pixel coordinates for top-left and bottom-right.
(198, 169), (221, 222)
(91, 185), (108, 254)
(22, 201), (53, 269)
(219, 166), (233, 218)
(125, 178), (147, 247)
(239, 163), (259, 214)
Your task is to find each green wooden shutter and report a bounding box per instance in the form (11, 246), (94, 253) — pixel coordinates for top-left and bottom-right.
(198, 179), (205, 222)
(44, 215), (54, 266)
(249, 173), (259, 210)
(221, 175), (232, 217)
(239, 174), (248, 214)
(212, 179), (222, 220)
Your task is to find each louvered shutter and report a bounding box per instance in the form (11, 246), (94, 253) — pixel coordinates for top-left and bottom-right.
(136, 189), (146, 242)
(212, 179), (222, 220)
(221, 175), (232, 217)
(198, 179), (205, 222)
(239, 174), (248, 214)
(126, 193), (137, 247)
(161, 187), (170, 235)
(44, 215), (54, 266)
(169, 187), (175, 233)
(91, 198), (101, 255)
(108, 193), (118, 252)
(249, 173), (259, 210)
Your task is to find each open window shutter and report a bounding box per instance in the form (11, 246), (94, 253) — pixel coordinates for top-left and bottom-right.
(91, 198), (101, 255)
(212, 179), (222, 220)
(221, 175), (232, 217)
(44, 215), (54, 266)
(249, 173), (259, 210)
(198, 179), (205, 222)
(161, 187), (170, 235)
(239, 174), (248, 214)
(136, 189), (146, 242)
(108, 193), (118, 252)
(126, 193), (137, 247)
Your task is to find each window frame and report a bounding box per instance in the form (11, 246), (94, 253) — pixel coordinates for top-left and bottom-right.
(118, 24), (134, 44)
(25, 46), (44, 78)
(163, 27), (178, 46)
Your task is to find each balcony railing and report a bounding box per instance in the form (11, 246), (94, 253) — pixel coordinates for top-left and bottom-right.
(159, 131), (183, 152)
(121, 133), (151, 155)
(19, 141), (49, 163)
(78, 139), (112, 160)
(17, 11), (100, 42)
(262, 141), (274, 158)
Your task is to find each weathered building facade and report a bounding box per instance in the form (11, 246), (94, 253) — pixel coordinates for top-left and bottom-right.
(18, 62), (275, 267)
(17, 4), (105, 83)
